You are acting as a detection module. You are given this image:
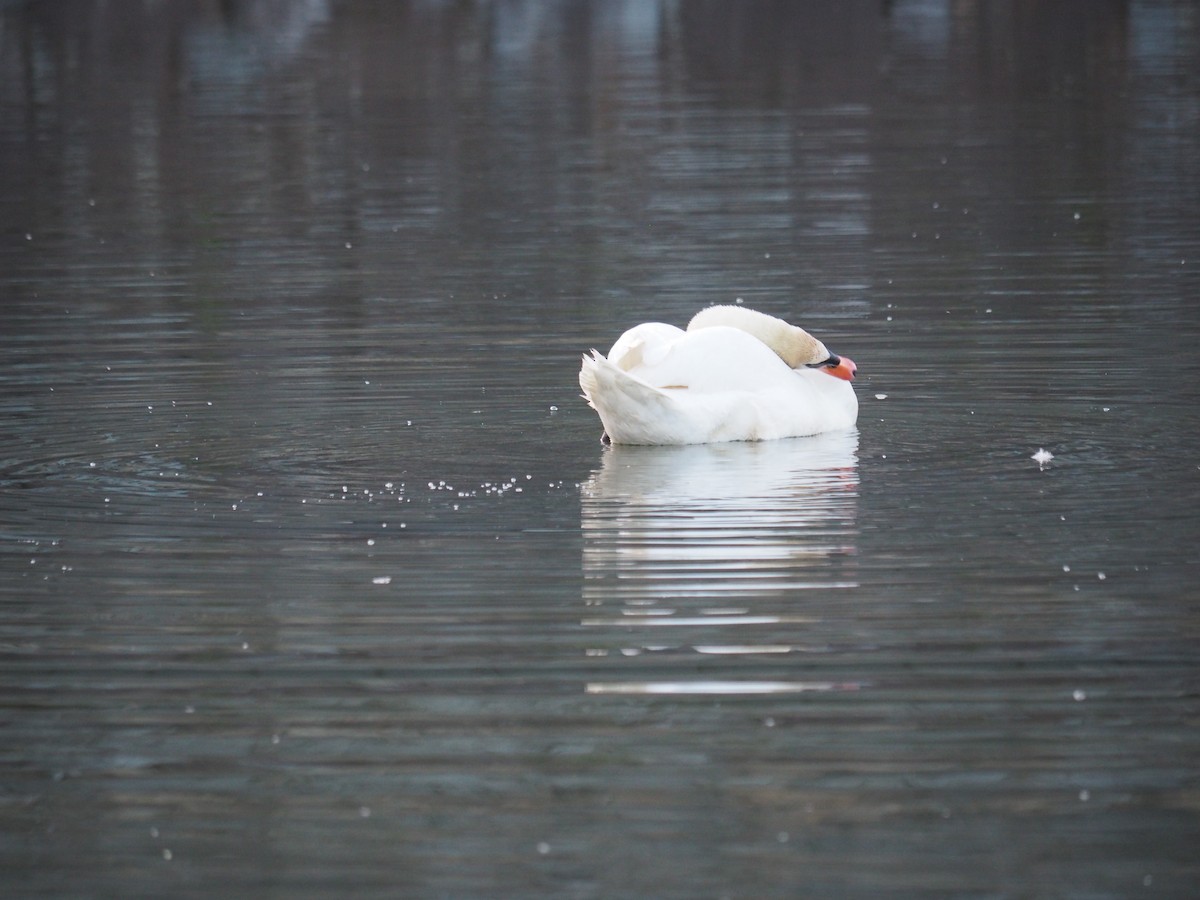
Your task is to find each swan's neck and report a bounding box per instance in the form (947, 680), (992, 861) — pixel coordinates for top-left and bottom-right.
(686, 305), (828, 367)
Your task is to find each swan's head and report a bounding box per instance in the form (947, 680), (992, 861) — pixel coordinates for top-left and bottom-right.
(805, 351), (856, 380)
(688, 305), (857, 380)
(779, 326), (857, 381)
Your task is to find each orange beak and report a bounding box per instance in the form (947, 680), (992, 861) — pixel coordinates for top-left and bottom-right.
(824, 354), (857, 381)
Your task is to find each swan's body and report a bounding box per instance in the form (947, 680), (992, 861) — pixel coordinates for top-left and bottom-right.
(579, 306), (858, 445)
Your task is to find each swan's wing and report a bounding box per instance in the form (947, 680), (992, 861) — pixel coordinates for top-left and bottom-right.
(627, 325), (794, 393)
(607, 322), (685, 372)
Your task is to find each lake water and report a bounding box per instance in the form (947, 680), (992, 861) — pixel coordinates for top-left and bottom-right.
(2, 1), (1199, 897)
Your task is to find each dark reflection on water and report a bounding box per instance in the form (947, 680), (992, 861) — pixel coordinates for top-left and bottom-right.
(2, 1), (1200, 897)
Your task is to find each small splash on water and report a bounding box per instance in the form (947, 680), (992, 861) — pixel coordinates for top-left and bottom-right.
(1031, 447), (1054, 467)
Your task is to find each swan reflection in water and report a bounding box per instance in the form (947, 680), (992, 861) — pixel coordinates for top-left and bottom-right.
(580, 430), (861, 695)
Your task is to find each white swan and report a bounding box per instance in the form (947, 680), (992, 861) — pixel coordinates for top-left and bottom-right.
(579, 305), (858, 445)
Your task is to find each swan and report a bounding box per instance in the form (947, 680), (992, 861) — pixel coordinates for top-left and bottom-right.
(578, 305), (858, 445)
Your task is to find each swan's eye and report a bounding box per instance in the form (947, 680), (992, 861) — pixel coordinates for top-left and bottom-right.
(806, 354), (841, 370)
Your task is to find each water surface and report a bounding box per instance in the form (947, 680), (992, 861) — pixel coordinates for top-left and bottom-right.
(2, 1), (1199, 897)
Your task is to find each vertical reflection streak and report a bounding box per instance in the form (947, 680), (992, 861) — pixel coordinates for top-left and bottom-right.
(580, 431), (859, 694)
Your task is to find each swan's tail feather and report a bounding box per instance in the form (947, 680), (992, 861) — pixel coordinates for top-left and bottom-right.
(578, 351), (603, 409)
(578, 351), (678, 444)
(580, 350), (668, 410)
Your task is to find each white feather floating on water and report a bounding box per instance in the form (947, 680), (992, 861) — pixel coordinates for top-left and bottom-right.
(1031, 448), (1054, 466)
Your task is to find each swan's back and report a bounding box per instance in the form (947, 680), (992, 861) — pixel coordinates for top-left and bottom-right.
(619, 325), (795, 392)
